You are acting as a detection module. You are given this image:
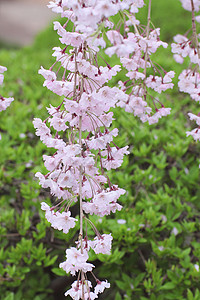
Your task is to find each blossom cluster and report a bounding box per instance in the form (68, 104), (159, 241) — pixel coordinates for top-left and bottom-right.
(172, 0), (200, 141)
(179, 0), (200, 12)
(33, 0), (147, 298)
(104, 2), (174, 125)
(0, 66), (14, 113)
(0, 66), (14, 140)
(34, 0), (174, 298)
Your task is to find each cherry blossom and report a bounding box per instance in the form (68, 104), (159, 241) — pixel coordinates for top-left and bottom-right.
(94, 280), (110, 295)
(65, 279), (110, 300)
(41, 202), (77, 234)
(89, 234), (113, 255)
(60, 247), (95, 275)
(188, 112), (200, 125)
(173, 0), (200, 144)
(180, 0), (200, 11)
(104, 1), (173, 125)
(0, 66), (14, 113)
(186, 127), (200, 141)
(64, 280), (95, 300)
(34, 0), (173, 298)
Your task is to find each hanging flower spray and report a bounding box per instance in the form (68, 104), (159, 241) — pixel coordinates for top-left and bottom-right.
(172, 0), (200, 140)
(0, 66), (14, 140)
(34, 0), (173, 298)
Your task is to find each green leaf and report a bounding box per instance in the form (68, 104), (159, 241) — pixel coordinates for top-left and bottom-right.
(44, 255), (58, 267)
(51, 267), (67, 276)
(187, 289), (194, 300)
(115, 280), (128, 290)
(4, 293), (14, 300)
(160, 282), (176, 290)
(115, 292), (122, 300)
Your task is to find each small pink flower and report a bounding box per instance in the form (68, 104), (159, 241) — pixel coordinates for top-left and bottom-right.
(41, 202), (77, 234)
(94, 280), (110, 294)
(60, 248), (95, 275)
(89, 234), (113, 255)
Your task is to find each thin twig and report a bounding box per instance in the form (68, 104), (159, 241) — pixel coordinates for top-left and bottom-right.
(191, 0), (200, 59)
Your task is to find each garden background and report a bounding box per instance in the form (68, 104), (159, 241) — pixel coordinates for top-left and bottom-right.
(1, 0), (200, 299)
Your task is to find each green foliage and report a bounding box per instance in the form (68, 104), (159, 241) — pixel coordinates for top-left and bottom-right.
(1, 0), (200, 299)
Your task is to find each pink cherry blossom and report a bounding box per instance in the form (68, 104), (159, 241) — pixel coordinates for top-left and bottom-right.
(174, 0), (200, 147)
(186, 128), (200, 141)
(89, 234), (113, 255)
(180, 0), (200, 11)
(0, 66), (14, 113)
(34, 1), (172, 299)
(0, 66), (7, 85)
(60, 247), (95, 275)
(41, 202), (77, 234)
(64, 280), (93, 300)
(188, 112), (200, 125)
(94, 280), (110, 295)
(0, 97), (14, 112)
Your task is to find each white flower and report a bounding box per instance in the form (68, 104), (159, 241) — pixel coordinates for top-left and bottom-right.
(94, 280), (110, 294)
(171, 227), (178, 236)
(41, 202), (77, 234)
(89, 234), (113, 255)
(117, 219), (126, 224)
(60, 248), (95, 275)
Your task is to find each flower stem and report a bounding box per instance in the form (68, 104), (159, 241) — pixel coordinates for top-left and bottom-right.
(191, 0), (200, 60)
(144, 0), (152, 79)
